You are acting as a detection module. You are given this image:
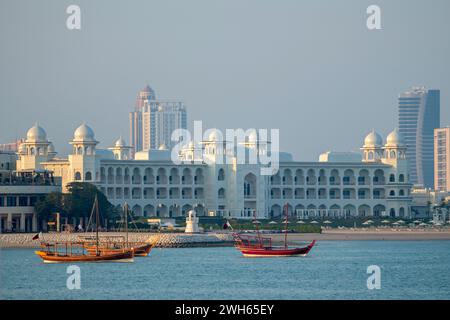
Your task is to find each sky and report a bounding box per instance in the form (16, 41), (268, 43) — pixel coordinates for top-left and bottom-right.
(1, 0), (449, 160)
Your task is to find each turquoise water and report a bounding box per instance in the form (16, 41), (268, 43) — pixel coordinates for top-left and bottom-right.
(1, 241), (450, 300)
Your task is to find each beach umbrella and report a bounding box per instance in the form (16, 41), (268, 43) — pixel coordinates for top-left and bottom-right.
(413, 220), (421, 224)
(268, 221), (277, 224)
(297, 220), (305, 224)
(419, 222), (428, 227)
(362, 221), (370, 225)
(434, 222), (442, 226)
(381, 220), (390, 224)
(365, 220), (374, 224)
(310, 221), (319, 224)
(397, 220), (405, 224)
(392, 222), (400, 226)
(323, 220), (332, 224)
(252, 220), (261, 224)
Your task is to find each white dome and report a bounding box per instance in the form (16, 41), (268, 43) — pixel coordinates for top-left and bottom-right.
(26, 124), (47, 142)
(386, 129), (405, 147)
(115, 137), (126, 147)
(363, 130), (383, 147)
(48, 142), (55, 153)
(208, 129), (222, 141)
(248, 130), (258, 143)
(73, 124), (95, 141)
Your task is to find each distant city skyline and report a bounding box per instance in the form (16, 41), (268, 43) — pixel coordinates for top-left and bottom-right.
(1, 0), (450, 160)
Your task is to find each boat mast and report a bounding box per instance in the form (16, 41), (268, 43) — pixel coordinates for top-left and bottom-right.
(124, 202), (129, 248)
(253, 210), (262, 246)
(284, 203), (288, 248)
(95, 195), (100, 256)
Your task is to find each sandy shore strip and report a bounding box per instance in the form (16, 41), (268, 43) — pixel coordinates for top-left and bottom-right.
(1, 229), (450, 248)
(268, 229), (450, 242)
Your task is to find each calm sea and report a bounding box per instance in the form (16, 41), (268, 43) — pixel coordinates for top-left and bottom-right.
(1, 241), (449, 300)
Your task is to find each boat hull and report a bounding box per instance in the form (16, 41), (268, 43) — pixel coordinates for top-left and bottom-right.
(35, 250), (134, 263)
(236, 240), (316, 258)
(84, 243), (153, 257)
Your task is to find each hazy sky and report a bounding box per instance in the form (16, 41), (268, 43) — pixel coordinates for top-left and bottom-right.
(1, 0), (449, 160)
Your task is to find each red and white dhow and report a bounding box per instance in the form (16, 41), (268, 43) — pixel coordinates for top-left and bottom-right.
(232, 204), (316, 257)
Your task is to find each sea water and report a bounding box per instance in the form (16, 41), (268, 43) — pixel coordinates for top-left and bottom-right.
(1, 241), (449, 300)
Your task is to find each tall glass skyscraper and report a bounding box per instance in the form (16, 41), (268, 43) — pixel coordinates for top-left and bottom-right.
(398, 87), (440, 188)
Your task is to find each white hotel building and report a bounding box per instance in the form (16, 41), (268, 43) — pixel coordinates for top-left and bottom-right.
(14, 124), (412, 221)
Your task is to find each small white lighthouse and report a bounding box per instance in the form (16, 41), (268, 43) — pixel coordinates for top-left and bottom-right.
(185, 210), (200, 233)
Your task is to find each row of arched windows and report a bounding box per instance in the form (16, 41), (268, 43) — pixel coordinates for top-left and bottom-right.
(74, 171), (92, 181)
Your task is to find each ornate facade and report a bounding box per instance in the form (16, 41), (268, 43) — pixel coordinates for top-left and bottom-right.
(15, 124), (413, 220)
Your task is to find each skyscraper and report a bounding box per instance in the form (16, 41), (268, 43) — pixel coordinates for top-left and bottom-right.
(434, 127), (450, 192)
(129, 86), (187, 154)
(398, 87), (440, 188)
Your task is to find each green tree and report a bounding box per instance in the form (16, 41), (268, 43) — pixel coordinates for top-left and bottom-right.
(34, 192), (66, 224)
(34, 182), (119, 230)
(65, 182), (119, 222)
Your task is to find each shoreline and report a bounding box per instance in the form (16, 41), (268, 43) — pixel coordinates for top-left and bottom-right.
(1, 229), (450, 248)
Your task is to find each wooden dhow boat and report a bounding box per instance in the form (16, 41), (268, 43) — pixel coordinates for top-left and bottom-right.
(232, 204), (316, 257)
(34, 196), (134, 263)
(82, 203), (156, 257)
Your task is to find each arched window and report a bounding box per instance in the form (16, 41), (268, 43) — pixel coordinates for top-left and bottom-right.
(389, 208), (396, 218)
(218, 168), (225, 181)
(399, 174), (405, 182)
(390, 150), (396, 158)
(399, 189), (405, 196)
(218, 188), (226, 199)
(389, 190), (395, 197)
(75, 172), (81, 181)
(85, 171), (92, 181)
(389, 174), (395, 182)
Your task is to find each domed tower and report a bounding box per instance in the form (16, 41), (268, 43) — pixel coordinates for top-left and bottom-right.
(202, 129), (226, 164)
(383, 129), (407, 162)
(382, 129), (411, 218)
(68, 123), (99, 182)
(47, 142), (57, 160)
(361, 130), (383, 163)
(109, 137), (132, 160)
(16, 123), (52, 171)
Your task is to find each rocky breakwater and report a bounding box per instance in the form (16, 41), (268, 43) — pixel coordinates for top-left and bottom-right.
(0, 232), (235, 248)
